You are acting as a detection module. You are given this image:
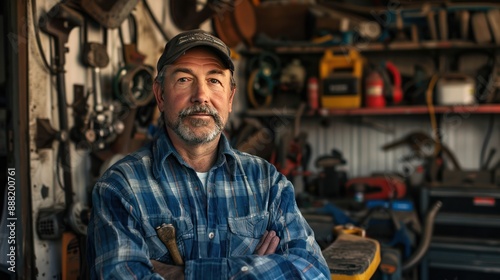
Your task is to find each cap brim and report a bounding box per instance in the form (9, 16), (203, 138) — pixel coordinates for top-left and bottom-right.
(159, 42), (234, 72)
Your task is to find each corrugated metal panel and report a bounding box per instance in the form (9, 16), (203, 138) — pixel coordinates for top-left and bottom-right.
(301, 114), (500, 177)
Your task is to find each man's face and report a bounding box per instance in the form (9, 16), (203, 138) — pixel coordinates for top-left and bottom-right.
(154, 47), (235, 145)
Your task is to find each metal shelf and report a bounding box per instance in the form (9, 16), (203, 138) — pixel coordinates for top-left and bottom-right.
(243, 104), (500, 118)
(317, 104), (500, 116)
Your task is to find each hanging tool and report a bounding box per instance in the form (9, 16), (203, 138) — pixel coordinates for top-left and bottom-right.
(114, 14), (154, 109)
(156, 223), (184, 266)
(382, 131), (461, 170)
(113, 65), (155, 108)
(246, 52), (281, 108)
(36, 118), (68, 149)
(169, 0), (223, 30)
(79, 28), (124, 150)
(38, 2), (87, 236)
(110, 15), (155, 154)
(74, 0), (140, 29)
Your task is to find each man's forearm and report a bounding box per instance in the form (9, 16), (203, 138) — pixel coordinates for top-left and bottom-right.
(151, 260), (185, 279)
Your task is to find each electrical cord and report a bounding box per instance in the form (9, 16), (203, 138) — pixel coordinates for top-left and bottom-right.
(56, 143), (65, 191)
(142, 0), (170, 42)
(247, 68), (273, 108)
(118, 14), (138, 47)
(31, 0), (58, 75)
(480, 114), (495, 169)
(128, 14), (138, 44)
(425, 74), (441, 157)
(119, 14), (139, 62)
(118, 26), (127, 62)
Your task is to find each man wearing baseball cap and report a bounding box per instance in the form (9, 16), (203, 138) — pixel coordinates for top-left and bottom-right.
(87, 29), (329, 280)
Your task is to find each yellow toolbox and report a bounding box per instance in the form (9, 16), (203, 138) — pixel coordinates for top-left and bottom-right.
(319, 49), (364, 108)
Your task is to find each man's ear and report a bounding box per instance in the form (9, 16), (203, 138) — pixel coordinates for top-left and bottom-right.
(153, 81), (164, 112)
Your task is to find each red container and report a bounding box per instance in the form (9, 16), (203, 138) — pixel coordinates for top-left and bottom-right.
(365, 70), (386, 108)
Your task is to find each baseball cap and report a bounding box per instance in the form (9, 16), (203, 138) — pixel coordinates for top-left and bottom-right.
(156, 29), (234, 73)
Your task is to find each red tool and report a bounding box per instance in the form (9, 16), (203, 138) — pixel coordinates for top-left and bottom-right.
(345, 175), (407, 200)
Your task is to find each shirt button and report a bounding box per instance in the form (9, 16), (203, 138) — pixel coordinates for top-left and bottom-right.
(208, 232), (215, 239)
(241, 266), (249, 272)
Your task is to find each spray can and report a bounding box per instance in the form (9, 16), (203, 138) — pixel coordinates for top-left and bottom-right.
(307, 77), (319, 110)
(365, 70), (385, 108)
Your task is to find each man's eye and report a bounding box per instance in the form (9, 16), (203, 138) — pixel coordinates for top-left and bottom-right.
(178, 77), (189, 83)
(209, 78), (221, 84)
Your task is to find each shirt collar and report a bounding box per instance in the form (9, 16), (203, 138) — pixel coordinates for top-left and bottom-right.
(152, 126), (238, 179)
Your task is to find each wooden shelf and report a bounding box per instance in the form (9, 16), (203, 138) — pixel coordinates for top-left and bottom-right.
(243, 104), (500, 118)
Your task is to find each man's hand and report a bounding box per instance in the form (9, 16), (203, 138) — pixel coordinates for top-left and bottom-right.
(151, 260), (185, 279)
(254, 230), (280, 255)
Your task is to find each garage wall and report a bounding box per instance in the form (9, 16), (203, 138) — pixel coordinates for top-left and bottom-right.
(302, 114), (500, 176)
(27, 1), (183, 278)
(23, 0), (500, 278)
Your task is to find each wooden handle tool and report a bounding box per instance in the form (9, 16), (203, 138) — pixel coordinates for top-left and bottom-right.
(156, 223), (184, 265)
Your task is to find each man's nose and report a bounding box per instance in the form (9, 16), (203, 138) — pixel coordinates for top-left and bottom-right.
(190, 81), (209, 104)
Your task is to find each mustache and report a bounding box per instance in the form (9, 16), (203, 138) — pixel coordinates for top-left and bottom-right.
(179, 104), (219, 118)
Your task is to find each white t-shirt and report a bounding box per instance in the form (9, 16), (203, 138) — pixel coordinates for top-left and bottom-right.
(196, 171), (208, 190)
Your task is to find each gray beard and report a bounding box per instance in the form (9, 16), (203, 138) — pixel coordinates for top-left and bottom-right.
(167, 104), (224, 145)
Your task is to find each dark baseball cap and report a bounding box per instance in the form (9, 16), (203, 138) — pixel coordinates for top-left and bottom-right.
(156, 29), (234, 73)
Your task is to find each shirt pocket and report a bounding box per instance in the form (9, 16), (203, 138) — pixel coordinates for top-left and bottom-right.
(227, 211), (269, 256)
(144, 216), (194, 263)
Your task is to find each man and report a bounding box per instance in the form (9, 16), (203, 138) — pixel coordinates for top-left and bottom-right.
(87, 29), (329, 280)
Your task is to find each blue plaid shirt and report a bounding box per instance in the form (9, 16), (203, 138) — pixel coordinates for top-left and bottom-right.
(87, 128), (329, 279)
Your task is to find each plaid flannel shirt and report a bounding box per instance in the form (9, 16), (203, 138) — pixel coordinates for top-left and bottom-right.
(87, 128), (329, 279)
